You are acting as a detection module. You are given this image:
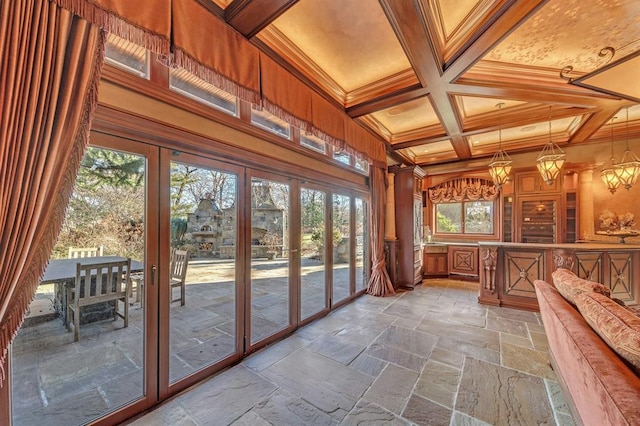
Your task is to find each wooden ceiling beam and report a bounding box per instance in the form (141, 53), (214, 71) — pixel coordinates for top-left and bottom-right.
(568, 103), (627, 144)
(450, 82), (609, 108)
(346, 85), (428, 118)
(225, 0), (299, 39)
(379, 0), (471, 159)
(443, 0), (549, 81)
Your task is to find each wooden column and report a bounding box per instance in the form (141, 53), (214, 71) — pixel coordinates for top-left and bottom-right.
(579, 170), (595, 239)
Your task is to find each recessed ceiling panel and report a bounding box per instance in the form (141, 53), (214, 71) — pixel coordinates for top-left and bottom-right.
(456, 96), (525, 120)
(267, 0), (413, 92)
(369, 97), (440, 135)
(485, 0), (640, 72)
(436, 0), (483, 39)
(398, 141), (457, 163)
(469, 116), (585, 156)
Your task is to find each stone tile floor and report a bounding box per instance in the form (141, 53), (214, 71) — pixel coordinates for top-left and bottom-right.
(129, 279), (574, 426)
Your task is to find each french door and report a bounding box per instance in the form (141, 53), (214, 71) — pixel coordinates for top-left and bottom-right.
(8, 137), (367, 424)
(9, 134), (160, 425)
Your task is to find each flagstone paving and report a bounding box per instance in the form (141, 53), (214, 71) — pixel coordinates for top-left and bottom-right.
(129, 279), (574, 426)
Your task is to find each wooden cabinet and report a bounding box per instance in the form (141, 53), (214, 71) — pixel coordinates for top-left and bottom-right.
(565, 191), (577, 243)
(448, 245), (479, 278)
(423, 245), (448, 277)
(503, 196), (513, 242)
(516, 196), (561, 244)
(516, 171), (560, 194)
(513, 168), (574, 243)
(391, 165), (426, 290)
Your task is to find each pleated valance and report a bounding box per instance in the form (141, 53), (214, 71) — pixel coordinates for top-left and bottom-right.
(53, 0), (171, 56)
(260, 53), (314, 133)
(428, 178), (499, 203)
(52, 0), (388, 166)
(311, 92), (346, 146)
(172, 0), (261, 104)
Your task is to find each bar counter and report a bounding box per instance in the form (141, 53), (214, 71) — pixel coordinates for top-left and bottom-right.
(477, 242), (640, 310)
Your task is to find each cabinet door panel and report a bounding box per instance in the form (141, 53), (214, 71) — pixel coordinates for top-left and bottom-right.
(448, 246), (479, 277)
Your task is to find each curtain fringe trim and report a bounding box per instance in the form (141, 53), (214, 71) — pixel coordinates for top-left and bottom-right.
(262, 98), (313, 134)
(52, 0), (170, 56)
(173, 49), (260, 106)
(0, 28), (105, 387)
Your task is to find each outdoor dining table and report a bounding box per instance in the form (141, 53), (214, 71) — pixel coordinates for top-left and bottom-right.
(40, 256), (143, 325)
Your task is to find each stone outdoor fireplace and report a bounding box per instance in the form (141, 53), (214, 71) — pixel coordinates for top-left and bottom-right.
(184, 187), (284, 259)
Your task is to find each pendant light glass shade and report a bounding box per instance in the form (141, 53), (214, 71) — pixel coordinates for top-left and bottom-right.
(614, 107), (640, 190)
(537, 106), (566, 186)
(600, 117), (620, 194)
(488, 103), (512, 189)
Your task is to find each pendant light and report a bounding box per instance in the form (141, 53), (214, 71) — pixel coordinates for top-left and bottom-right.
(536, 106), (566, 186)
(614, 107), (640, 190)
(488, 103), (512, 189)
(600, 116), (620, 194)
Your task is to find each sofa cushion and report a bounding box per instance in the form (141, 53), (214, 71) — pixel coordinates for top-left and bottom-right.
(575, 291), (640, 376)
(551, 268), (611, 306)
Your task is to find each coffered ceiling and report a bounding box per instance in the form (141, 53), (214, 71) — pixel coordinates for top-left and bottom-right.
(205, 0), (640, 170)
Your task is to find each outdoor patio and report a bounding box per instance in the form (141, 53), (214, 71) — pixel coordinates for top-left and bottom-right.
(11, 257), (342, 426)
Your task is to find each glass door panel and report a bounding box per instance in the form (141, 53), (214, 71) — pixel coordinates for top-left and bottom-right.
(300, 187), (327, 321)
(11, 143), (153, 425)
(168, 160), (239, 384)
(249, 177), (291, 345)
(332, 194), (351, 304)
(355, 197), (369, 292)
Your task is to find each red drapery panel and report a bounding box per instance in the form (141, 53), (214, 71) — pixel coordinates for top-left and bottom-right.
(260, 52), (313, 133)
(0, 1), (104, 384)
(366, 167), (395, 297)
(172, 0), (261, 104)
(53, 0), (170, 55)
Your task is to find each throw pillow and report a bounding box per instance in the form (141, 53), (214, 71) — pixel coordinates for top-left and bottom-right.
(575, 291), (640, 375)
(551, 268), (611, 306)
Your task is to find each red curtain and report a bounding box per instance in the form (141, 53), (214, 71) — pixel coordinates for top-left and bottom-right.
(0, 1), (104, 384)
(366, 167), (395, 297)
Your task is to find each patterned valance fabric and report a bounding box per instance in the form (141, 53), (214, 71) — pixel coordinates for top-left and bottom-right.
(428, 178), (499, 203)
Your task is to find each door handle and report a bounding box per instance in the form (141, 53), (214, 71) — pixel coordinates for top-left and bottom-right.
(151, 265), (157, 285)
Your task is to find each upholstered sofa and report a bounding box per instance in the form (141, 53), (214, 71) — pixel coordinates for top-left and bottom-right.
(534, 269), (640, 426)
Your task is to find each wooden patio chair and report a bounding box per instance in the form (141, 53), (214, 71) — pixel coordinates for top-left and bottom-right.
(170, 249), (190, 306)
(68, 245), (104, 258)
(131, 249), (189, 308)
(67, 258), (131, 342)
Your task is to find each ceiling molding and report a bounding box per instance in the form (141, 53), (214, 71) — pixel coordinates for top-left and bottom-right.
(345, 68), (420, 108)
(252, 32), (347, 105)
(225, 0), (299, 38)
